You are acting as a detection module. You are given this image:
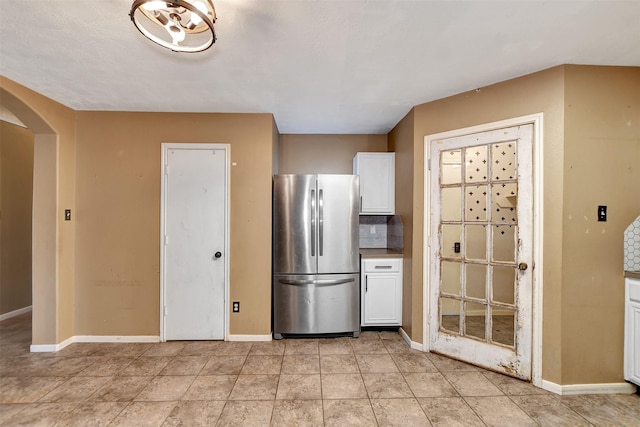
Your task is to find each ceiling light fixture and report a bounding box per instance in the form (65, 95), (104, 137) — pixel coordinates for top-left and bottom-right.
(130, 0), (216, 53)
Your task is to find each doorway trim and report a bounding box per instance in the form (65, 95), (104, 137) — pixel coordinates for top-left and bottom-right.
(423, 113), (544, 387)
(159, 142), (231, 342)
(1, 86), (59, 350)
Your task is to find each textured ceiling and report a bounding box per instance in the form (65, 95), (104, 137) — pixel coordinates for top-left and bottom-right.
(1, 0), (639, 134)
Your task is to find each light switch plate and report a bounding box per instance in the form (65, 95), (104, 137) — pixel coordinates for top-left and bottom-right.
(598, 205), (607, 222)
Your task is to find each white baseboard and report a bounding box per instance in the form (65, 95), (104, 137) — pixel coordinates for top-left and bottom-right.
(541, 380), (637, 395)
(31, 335), (74, 353)
(32, 333), (275, 351)
(227, 334), (272, 342)
(399, 327), (424, 351)
(0, 305), (32, 321)
(396, 333), (637, 396)
(30, 335), (160, 352)
(73, 335), (160, 343)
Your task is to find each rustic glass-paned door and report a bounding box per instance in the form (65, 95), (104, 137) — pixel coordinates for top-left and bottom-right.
(429, 124), (533, 380)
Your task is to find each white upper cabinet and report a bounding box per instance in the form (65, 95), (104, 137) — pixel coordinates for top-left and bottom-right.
(353, 152), (395, 215)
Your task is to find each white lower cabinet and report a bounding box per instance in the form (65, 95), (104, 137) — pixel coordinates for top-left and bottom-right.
(361, 258), (402, 326)
(625, 277), (640, 386)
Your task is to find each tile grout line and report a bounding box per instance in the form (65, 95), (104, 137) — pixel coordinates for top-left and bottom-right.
(2, 317), (638, 426)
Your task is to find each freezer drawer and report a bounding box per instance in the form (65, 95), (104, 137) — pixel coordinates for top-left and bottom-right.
(273, 273), (360, 338)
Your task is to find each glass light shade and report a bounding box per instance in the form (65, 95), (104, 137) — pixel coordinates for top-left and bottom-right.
(130, 0), (216, 53)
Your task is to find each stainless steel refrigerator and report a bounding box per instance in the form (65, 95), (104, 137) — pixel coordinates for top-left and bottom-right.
(273, 174), (360, 339)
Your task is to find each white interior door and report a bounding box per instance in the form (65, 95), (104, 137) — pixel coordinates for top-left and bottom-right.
(161, 144), (228, 341)
(428, 124), (533, 380)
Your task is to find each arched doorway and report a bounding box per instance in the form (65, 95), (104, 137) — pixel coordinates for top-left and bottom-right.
(0, 87), (58, 348)
(0, 109), (33, 322)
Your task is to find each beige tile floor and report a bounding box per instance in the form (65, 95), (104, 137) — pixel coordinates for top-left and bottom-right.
(1, 313), (639, 426)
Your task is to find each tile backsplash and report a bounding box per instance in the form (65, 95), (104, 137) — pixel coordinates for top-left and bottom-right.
(624, 215), (640, 271)
(359, 215), (403, 251)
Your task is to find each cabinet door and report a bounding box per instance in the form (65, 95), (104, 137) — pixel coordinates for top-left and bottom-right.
(354, 153), (395, 214)
(362, 273), (401, 325)
(626, 278), (640, 386)
(626, 301), (640, 385)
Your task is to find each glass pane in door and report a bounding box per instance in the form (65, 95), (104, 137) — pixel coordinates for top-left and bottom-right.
(491, 183), (517, 223)
(465, 264), (486, 300)
(465, 185), (488, 222)
(441, 149), (462, 185)
(464, 302), (486, 340)
(465, 145), (488, 183)
(492, 266), (515, 305)
(465, 224), (487, 260)
(441, 298), (460, 334)
(442, 224), (461, 259)
(441, 187), (462, 221)
(493, 225), (515, 262)
(492, 308), (515, 347)
(441, 261), (461, 295)
(491, 142), (516, 181)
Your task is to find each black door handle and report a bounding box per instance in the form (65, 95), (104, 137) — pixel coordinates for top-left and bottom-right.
(214, 252), (222, 259)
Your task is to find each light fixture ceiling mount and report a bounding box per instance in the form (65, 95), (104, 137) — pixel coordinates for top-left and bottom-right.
(130, 0), (216, 53)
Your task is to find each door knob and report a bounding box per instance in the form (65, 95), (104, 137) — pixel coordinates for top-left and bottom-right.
(214, 252), (222, 259)
(518, 262), (528, 271)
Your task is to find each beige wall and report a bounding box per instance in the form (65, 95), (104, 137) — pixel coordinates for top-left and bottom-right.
(396, 65), (639, 385)
(0, 77), (278, 341)
(394, 66), (566, 382)
(0, 121), (34, 315)
(560, 65), (640, 384)
(279, 134), (387, 174)
(74, 112), (276, 336)
(388, 111), (415, 336)
(0, 76), (77, 345)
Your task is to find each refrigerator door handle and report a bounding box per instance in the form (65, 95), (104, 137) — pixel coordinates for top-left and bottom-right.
(319, 189), (324, 256)
(310, 189), (316, 256)
(278, 278), (355, 287)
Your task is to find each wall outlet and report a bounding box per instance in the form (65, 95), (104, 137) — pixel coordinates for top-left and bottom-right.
(369, 225), (376, 234)
(232, 301), (240, 312)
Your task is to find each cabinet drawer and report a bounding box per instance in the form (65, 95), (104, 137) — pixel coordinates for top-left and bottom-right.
(363, 258), (401, 273)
